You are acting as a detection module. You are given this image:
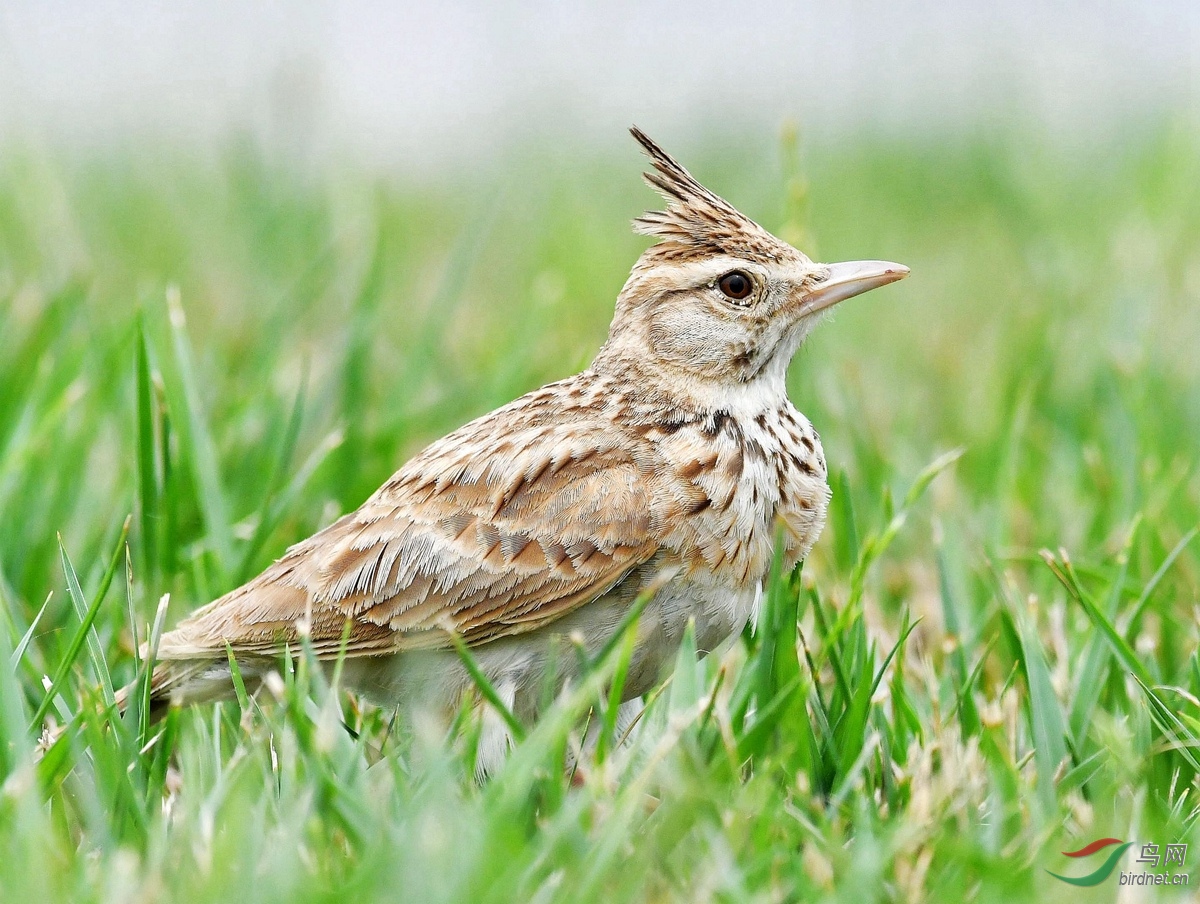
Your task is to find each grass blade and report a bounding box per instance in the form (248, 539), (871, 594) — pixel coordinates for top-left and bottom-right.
(450, 632), (525, 743)
(166, 287), (234, 575)
(34, 523), (130, 727)
(9, 592), (52, 673)
(1008, 565), (1069, 812)
(1041, 548), (1154, 688)
(1125, 526), (1198, 638)
(135, 314), (159, 588)
(234, 369), (310, 583)
(138, 594), (171, 750)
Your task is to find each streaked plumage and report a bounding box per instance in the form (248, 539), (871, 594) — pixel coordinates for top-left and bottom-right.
(144, 129), (908, 769)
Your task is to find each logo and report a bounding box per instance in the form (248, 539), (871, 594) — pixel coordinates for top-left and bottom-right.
(1047, 838), (1189, 888)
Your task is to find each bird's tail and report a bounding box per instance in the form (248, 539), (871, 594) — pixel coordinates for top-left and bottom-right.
(116, 655), (268, 720)
(37, 656), (268, 755)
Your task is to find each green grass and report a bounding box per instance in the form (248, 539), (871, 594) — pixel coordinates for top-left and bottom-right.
(1, 119), (1199, 902)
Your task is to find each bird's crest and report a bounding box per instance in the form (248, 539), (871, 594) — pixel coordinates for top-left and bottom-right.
(630, 126), (804, 266)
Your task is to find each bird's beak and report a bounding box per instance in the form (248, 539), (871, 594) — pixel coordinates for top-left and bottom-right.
(798, 260), (909, 317)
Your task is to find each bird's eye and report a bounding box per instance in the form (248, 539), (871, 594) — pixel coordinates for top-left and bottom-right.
(717, 271), (753, 302)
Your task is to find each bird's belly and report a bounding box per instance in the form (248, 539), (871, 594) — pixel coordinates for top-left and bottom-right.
(612, 575), (760, 698)
(340, 573), (759, 719)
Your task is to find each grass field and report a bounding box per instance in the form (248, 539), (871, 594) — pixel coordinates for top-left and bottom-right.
(1, 120), (1199, 902)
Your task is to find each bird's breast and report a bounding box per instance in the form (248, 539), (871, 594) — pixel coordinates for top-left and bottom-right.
(649, 402), (830, 584)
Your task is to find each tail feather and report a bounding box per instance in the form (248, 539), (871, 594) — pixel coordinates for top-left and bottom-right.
(37, 656), (268, 757)
(116, 657), (263, 721)
(38, 661), (213, 755)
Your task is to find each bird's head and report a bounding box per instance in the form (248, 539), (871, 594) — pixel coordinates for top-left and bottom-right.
(595, 128), (907, 401)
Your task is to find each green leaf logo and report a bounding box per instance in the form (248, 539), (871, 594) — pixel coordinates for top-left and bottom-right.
(1047, 839), (1133, 887)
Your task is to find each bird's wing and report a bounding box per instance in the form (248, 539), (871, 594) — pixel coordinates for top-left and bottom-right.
(159, 400), (666, 660)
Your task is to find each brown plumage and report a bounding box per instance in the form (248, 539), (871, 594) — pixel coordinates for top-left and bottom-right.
(144, 128), (908, 771)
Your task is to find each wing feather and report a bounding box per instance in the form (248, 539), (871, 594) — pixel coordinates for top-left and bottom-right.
(158, 392), (661, 661)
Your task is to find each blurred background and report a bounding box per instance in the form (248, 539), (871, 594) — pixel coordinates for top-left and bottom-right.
(2, 1), (1198, 167)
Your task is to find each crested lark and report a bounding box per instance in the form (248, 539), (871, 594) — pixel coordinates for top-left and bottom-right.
(145, 128), (907, 769)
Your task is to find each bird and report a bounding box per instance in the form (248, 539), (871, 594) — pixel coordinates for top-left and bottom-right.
(138, 127), (908, 771)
